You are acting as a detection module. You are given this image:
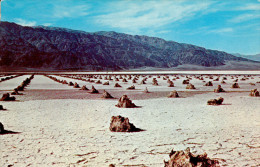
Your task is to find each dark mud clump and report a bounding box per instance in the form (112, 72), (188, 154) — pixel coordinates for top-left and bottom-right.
(101, 90), (114, 99)
(164, 147), (220, 167)
(109, 115), (141, 132)
(249, 89), (259, 97)
(207, 97), (224, 105)
(168, 90), (179, 98)
(214, 85), (225, 93)
(0, 93), (16, 101)
(115, 95), (136, 108)
(186, 84), (196, 89)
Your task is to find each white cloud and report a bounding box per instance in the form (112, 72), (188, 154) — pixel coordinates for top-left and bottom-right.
(43, 23), (52, 26)
(208, 28), (234, 34)
(95, 1), (212, 32)
(236, 4), (260, 11)
(15, 19), (37, 27)
(53, 4), (89, 18)
(229, 13), (260, 23)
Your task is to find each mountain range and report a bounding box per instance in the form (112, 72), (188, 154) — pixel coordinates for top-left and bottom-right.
(232, 53), (260, 62)
(0, 21), (259, 71)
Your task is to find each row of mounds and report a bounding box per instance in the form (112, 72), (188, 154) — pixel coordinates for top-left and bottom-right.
(164, 147), (220, 167)
(207, 97), (224, 105)
(109, 115), (142, 132)
(0, 74), (21, 82)
(56, 74), (259, 90)
(12, 74), (35, 93)
(46, 75), (83, 89)
(0, 93), (16, 101)
(249, 89), (260, 97)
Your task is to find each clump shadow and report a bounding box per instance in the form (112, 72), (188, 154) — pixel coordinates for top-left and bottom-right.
(0, 130), (21, 135)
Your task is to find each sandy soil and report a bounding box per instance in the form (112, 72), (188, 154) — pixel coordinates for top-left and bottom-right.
(0, 74), (259, 167)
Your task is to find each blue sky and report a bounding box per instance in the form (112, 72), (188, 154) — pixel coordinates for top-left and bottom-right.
(1, 0), (260, 55)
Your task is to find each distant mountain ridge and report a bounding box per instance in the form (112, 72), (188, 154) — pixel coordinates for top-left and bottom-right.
(232, 53), (260, 62)
(0, 21), (258, 71)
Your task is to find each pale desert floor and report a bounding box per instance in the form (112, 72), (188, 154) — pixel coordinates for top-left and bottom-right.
(0, 74), (260, 167)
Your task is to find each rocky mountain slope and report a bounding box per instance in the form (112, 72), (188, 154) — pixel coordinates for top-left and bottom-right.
(0, 21), (257, 71)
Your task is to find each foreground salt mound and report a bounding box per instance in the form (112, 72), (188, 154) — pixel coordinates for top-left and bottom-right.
(249, 89), (260, 97)
(164, 147), (220, 167)
(168, 90), (179, 98)
(207, 97), (224, 105)
(0, 93), (16, 101)
(115, 95), (136, 108)
(0, 122), (4, 133)
(109, 115), (139, 132)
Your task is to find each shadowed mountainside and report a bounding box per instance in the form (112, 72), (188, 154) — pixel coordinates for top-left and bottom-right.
(0, 21), (258, 71)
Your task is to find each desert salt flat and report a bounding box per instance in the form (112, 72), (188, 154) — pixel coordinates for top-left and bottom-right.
(0, 72), (260, 167)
